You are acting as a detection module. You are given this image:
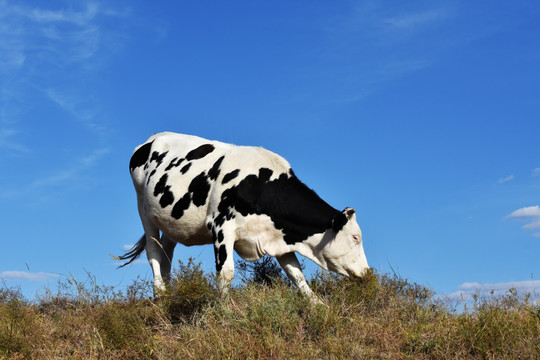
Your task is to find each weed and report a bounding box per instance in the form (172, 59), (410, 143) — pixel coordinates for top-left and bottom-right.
(160, 258), (217, 323)
(94, 302), (156, 356)
(0, 286), (43, 358)
(236, 255), (291, 286)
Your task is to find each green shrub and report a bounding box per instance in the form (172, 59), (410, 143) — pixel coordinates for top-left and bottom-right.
(160, 258), (217, 323)
(94, 302), (156, 356)
(244, 285), (301, 338)
(0, 286), (43, 358)
(455, 288), (540, 358)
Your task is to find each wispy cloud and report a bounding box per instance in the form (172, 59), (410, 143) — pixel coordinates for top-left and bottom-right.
(0, 128), (30, 154)
(0, 148), (109, 201)
(31, 147), (109, 188)
(27, 2), (100, 26)
(123, 244), (134, 251)
(506, 205), (540, 236)
(115, 245), (145, 265)
(0, 1), (125, 71)
(1, 270), (60, 282)
(334, 57), (432, 104)
(508, 206), (540, 218)
(324, 4), (453, 103)
(498, 174), (514, 184)
(384, 9), (450, 29)
(447, 279), (540, 301)
(0, 0), (129, 151)
(333, 4), (452, 36)
(0, 146), (109, 200)
(532, 168), (540, 177)
(45, 88), (108, 135)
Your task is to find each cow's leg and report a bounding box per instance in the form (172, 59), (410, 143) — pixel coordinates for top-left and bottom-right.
(213, 224), (235, 297)
(142, 223), (167, 296)
(159, 233), (176, 284)
(277, 252), (323, 304)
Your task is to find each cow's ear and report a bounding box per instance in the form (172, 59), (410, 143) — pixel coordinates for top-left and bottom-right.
(332, 212), (348, 232)
(345, 208), (356, 218)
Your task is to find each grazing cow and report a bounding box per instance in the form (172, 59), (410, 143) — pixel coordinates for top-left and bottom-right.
(119, 132), (369, 301)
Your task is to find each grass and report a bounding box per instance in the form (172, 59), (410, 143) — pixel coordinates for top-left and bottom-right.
(1, 258), (539, 359)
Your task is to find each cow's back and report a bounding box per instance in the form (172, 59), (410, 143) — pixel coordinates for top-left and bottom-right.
(130, 132), (291, 245)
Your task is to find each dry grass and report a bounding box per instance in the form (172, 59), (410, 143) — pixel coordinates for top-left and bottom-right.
(1, 259), (539, 359)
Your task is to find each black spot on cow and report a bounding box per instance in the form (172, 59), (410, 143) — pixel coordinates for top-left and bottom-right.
(222, 169), (240, 184)
(150, 151), (168, 167)
(160, 189), (174, 208)
(214, 209), (235, 228)
(214, 213), (225, 227)
(217, 170), (341, 244)
(171, 193), (191, 219)
(331, 212), (348, 233)
(258, 168), (273, 182)
(189, 172), (211, 207)
(154, 174), (168, 197)
(180, 163), (192, 174)
(186, 144), (215, 161)
(129, 141), (153, 172)
(208, 156), (225, 180)
(146, 169), (157, 185)
(169, 171), (211, 219)
(214, 244), (227, 272)
(217, 230), (224, 243)
(153, 174), (175, 208)
(165, 157), (184, 171)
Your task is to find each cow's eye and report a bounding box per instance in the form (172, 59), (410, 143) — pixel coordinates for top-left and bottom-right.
(352, 235), (360, 243)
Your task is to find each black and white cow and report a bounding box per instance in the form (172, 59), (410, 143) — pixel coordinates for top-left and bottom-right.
(120, 132), (369, 301)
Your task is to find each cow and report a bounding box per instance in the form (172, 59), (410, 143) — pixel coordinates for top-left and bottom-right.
(119, 132), (369, 302)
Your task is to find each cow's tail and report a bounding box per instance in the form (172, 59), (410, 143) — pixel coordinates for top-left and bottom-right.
(116, 234), (146, 268)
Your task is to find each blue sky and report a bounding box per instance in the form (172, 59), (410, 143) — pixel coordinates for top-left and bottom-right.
(1, 0), (539, 302)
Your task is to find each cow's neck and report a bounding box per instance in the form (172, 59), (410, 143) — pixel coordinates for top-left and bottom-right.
(292, 231), (333, 271)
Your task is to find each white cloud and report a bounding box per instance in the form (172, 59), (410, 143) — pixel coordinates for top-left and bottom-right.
(507, 205), (540, 219)
(0, 0), (129, 161)
(0, 270), (60, 282)
(31, 147), (109, 188)
(323, 4), (454, 104)
(384, 9), (450, 29)
(0, 1), (108, 72)
(0, 128), (29, 154)
(498, 174), (514, 184)
(123, 244), (134, 251)
(447, 279), (540, 301)
(28, 2), (100, 26)
(81, 148), (109, 166)
(0, 1), (129, 112)
(45, 88), (105, 133)
(506, 206), (540, 236)
(117, 246), (145, 265)
(523, 220), (540, 230)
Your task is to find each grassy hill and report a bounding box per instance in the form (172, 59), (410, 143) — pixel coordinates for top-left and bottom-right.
(1, 258), (539, 359)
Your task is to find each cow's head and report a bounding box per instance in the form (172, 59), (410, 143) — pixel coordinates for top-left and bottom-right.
(321, 208), (369, 278)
